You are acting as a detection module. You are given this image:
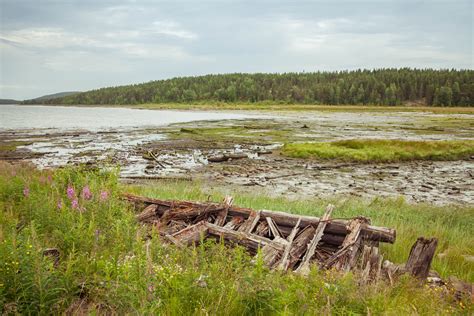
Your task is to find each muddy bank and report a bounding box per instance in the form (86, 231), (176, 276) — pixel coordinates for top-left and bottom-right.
(1, 110), (473, 205)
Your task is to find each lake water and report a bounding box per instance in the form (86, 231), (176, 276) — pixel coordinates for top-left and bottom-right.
(0, 104), (260, 130)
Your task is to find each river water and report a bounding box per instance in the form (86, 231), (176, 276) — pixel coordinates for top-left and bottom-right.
(0, 104), (259, 130)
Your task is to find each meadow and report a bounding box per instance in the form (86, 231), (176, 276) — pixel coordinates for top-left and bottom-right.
(0, 162), (472, 314)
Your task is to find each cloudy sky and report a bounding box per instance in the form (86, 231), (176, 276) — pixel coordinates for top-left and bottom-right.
(0, 0), (472, 100)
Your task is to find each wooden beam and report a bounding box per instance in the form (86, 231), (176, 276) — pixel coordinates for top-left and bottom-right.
(296, 204), (335, 275)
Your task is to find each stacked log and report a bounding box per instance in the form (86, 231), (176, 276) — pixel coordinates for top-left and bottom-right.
(124, 192), (448, 290)
(124, 193), (399, 273)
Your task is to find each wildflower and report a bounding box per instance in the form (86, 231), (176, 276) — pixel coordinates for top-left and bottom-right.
(81, 185), (92, 200)
(71, 198), (79, 209)
(47, 175), (53, 183)
(66, 185), (75, 200)
(23, 186), (30, 197)
(100, 190), (109, 201)
(57, 200), (63, 210)
(95, 229), (101, 242)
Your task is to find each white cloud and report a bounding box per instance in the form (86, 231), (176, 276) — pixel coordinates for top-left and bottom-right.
(150, 21), (198, 39)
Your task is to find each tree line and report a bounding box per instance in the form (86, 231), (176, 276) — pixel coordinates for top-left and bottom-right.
(26, 69), (474, 106)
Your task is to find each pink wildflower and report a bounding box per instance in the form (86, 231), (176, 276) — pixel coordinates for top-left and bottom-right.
(71, 199), (79, 209)
(23, 186), (30, 197)
(57, 200), (63, 209)
(81, 185), (92, 200)
(66, 185), (75, 200)
(99, 190), (109, 201)
(47, 175), (53, 183)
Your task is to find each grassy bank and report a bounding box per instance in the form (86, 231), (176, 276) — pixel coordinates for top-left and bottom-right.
(135, 103), (474, 114)
(282, 139), (474, 162)
(0, 163), (472, 314)
(34, 102), (474, 114)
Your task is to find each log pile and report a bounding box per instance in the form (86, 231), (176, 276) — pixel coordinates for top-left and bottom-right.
(124, 193), (403, 277)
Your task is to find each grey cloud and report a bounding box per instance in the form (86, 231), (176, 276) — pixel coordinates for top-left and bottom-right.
(0, 0), (472, 99)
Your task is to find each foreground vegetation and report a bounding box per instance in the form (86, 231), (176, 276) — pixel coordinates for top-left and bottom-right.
(282, 139), (474, 162)
(1, 163), (472, 314)
(24, 69), (474, 107)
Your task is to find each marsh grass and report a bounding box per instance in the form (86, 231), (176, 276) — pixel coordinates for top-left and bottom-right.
(282, 139), (474, 162)
(0, 163), (472, 314)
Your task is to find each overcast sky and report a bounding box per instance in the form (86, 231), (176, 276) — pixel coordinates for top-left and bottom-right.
(0, 0), (472, 100)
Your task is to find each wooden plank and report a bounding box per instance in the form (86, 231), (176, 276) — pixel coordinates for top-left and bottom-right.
(287, 226), (316, 270)
(215, 196), (233, 226)
(266, 217), (283, 238)
(296, 204), (335, 275)
(237, 211), (261, 233)
(278, 218), (301, 271)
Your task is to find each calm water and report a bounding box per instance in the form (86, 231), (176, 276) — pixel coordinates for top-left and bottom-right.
(0, 104), (259, 130)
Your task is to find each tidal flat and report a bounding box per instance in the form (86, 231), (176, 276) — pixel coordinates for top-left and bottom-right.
(1, 105), (473, 205)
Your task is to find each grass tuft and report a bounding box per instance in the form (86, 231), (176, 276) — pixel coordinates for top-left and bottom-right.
(282, 139), (474, 162)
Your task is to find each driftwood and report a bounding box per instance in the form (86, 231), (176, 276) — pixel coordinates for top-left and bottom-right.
(208, 153), (248, 163)
(123, 193), (444, 284)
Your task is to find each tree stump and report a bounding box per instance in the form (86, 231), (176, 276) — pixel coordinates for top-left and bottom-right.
(405, 237), (438, 279)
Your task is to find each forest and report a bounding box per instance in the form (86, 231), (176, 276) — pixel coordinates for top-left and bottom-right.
(26, 69), (474, 106)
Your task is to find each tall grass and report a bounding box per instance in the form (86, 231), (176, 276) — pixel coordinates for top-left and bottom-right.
(282, 139), (474, 162)
(0, 163), (472, 314)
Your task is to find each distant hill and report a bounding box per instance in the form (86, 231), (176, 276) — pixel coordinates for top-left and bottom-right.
(31, 69), (473, 107)
(0, 99), (21, 104)
(22, 91), (81, 104)
(33, 91), (81, 101)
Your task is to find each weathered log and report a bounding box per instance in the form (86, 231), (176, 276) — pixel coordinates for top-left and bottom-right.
(359, 246), (383, 284)
(405, 237), (438, 279)
(205, 222), (281, 253)
(207, 153), (248, 162)
(287, 226), (316, 270)
(332, 217), (370, 271)
(262, 237), (287, 268)
(136, 204), (159, 222)
(297, 204), (335, 275)
(172, 221), (209, 245)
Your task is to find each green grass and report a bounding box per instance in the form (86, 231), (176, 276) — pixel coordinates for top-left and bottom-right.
(282, 139), (474, 162)
(0, 163), (472, 314)
(0, 141), (32, 152)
